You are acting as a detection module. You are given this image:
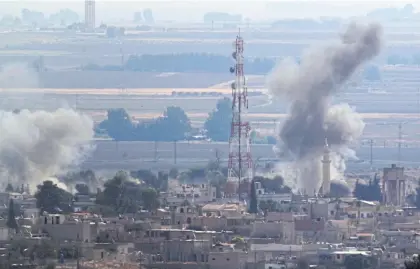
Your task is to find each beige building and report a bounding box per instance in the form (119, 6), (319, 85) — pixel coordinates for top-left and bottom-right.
(383, 164), (405, 206)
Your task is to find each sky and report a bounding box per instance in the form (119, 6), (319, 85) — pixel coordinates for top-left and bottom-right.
(0, 1), (416, 22)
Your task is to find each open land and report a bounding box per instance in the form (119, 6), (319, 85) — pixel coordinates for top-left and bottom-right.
(1, 26), (420, 172)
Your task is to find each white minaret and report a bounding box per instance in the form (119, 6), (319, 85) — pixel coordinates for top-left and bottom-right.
(321, 138), (331, 195)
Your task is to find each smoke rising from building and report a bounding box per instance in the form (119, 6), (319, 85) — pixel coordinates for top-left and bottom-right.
(267, 22), (383, 193)
(0, 109), (94, 191)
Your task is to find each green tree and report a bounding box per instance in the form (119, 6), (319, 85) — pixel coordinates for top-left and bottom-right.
(141, 188), (160, 211)
(6, 199), (18, 231)
(204, 98), (232, 141)
(161, 106), (191, 140)
(353, 174), (382, 202)
(97, 171), (160, 214)
(169, 168), (179, 179)
(99, 109), (135, 141)
(35, 181), (73, 214)
(248, 179), (258, 213)
(405, 254), (420, 269)
(96, 171), (128, 211)
(5, 183), (14, 192)
(75, 184), (90, 195)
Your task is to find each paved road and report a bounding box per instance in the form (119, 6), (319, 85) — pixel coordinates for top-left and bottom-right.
(81, 140), (420, 171)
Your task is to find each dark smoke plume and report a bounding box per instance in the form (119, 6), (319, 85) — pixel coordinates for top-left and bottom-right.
(268, 22), (382, 159)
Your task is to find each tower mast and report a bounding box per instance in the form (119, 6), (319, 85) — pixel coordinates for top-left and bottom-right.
(228, 30), (253, 201)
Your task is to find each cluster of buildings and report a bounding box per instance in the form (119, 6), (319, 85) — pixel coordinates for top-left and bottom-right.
(0, 142), (413, 269)
(0, 158), (416, 269)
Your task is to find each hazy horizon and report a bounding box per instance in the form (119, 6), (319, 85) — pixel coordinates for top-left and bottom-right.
(0, 1), (417, 22)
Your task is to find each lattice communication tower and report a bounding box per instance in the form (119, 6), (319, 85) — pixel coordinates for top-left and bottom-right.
(227, 31), (253, 200)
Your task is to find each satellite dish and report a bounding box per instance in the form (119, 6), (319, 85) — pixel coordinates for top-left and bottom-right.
(229, 67), (235, 73)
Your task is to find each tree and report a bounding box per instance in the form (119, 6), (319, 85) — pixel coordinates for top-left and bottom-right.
(169, 168), (179, 179)
(204, 98), (232, 141)
(353, 174), (382, 202)
(96, 171), (127, 211)
(150, 106), (191, 141)
(99, 109), (135, 141)
(415, 179), (420, 209)
(130, 170), (168, 190)
(35, 181), (73, 214)
(248, 180), (258, 213)
(141, 188), (160, 211)
(97, 171), (160, 214)
(5, 183), (14, 192)
(6, 199), (18, 231)
(99, 107), (191, 142)
(405, 254), (420, 269)
(75, 184), (90, 195)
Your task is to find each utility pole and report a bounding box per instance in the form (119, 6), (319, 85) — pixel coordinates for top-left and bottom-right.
(75, 93), (79, 110)
(173, 140), (177, 164)
(154, 141), (158, 162)
(398, 122), (402, 165)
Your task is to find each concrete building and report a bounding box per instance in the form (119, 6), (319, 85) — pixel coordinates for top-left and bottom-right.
(163, 182), (217, 205)
(383, 164), (405, 206)
(254, 182), (292, 204)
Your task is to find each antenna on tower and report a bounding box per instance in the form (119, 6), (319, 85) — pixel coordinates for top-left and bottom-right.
(227, 29), (253, 202)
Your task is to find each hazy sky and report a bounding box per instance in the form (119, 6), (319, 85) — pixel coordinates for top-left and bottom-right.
(0, 1), (416, 22)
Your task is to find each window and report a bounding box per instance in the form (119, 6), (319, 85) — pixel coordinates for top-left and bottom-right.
(212, 258), (215, 261)
(180, 208), (184, 213)
(226, 258), (230, 261)
(330, 211), (334, 216)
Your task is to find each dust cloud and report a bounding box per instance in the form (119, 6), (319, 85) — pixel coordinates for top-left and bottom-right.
(267, 22), (383, 194)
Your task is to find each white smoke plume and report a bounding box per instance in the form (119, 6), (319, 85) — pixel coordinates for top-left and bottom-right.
(267, 22), (383, 194)
(0, 109), (94, 192)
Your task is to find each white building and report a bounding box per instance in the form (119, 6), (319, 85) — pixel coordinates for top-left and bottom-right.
(163, 181), (217, 205)
(254, 181), (292, 203)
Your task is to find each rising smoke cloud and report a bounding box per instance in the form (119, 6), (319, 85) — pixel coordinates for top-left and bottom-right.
(0, 62), (95, 192)
(267, 22), (383, 193)
(0, 109), (94, 191)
